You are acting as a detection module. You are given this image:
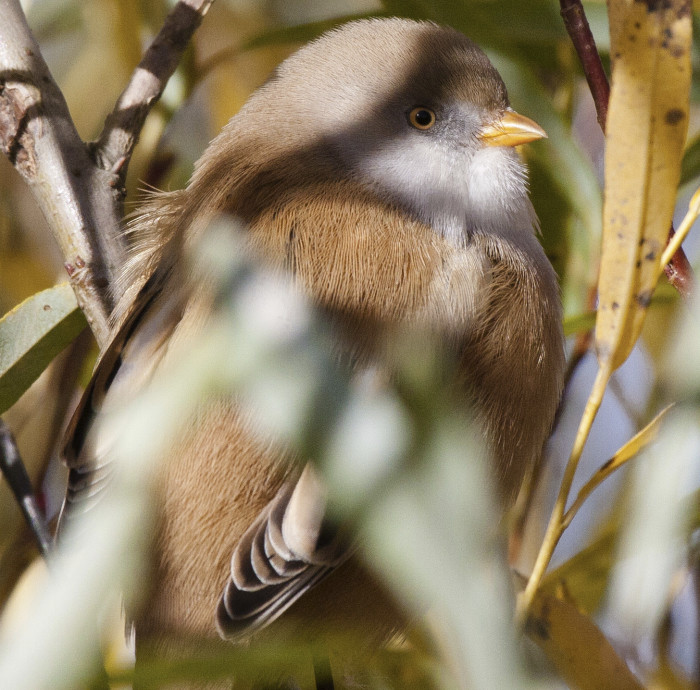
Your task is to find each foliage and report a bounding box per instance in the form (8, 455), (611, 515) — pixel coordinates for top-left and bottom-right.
(1, 0), (700, 688)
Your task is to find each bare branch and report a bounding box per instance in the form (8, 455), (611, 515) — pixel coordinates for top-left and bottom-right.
(94, 0), (214, 186)
(560, 0), (610, 133)
(0, 1), (214, 349)
(663, 226), (694, 300)
(0, 0), (127, 347)
(0, 419), (51, 558)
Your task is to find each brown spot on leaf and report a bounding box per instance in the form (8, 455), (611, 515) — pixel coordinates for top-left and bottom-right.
(600, 457), (614, 471)
(639, 0), (684, 13)
(636, 291), (653, 308)
(665, 108), (685, 125)
(525, 614), (551, 642)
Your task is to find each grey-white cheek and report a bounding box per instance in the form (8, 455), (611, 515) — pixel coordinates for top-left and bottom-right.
(464, 146), (533, 235)
(351, 137), (534, 245)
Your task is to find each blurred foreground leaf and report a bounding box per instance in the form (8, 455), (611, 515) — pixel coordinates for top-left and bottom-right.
(526, 589), (643, 690)
(118, 634), (439, 689)
(0, 284), (87, 414)
(543, 479), (700, 620)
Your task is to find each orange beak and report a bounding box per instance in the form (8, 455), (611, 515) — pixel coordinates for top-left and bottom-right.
(479, 109), (547, 147)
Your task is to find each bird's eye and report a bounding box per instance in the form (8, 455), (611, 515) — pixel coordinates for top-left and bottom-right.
(408, 107), (436, 130)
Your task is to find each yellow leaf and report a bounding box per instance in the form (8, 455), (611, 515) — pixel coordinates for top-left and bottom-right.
(560, 404), (673, 531)
(526, 590), (643, 690)
(596, 0), (692, 372)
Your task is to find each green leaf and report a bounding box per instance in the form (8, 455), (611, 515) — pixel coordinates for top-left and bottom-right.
(0, 284), (87, 414)
(563, 310), (597, 336)
(488, 53), (603, 314)
(681, 133), (700, 186)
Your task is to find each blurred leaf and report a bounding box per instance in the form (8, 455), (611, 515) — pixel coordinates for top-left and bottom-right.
(0, 284), (87, 414)
(527, 152), (573, 288)
(542, 525), (617, 615)
(649, 663), (696, 689)
(544, 476), (700, 619)
(362, 413), (526, 688)
(680, 133), (700, 186)
(489, 53), (603, 313)
(564, 310), (596, 336)
(582, 1), (612, 53)
(381, 0), (566, 67)
(607, 408), (698, 644)
(120, 634), (439, 689)
(596, 1), (692, 372)
(526, 589), (643, 690)
(242, 12), (380, 51)
(24, 0), (84, 37)
(59, 0), (143, 139)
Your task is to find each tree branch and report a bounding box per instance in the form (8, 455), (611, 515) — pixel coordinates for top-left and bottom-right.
(0, 0), (126, 347)
(0, 0), (214, 348)
(0, 419), (51, 558)
(94, 0), (213, 187)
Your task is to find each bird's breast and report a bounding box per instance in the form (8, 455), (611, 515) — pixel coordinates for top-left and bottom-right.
(243, 181), (491, 337)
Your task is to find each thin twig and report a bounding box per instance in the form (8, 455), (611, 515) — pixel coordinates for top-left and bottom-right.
(0, 419), (52, 558)
(94, 0), (214, 189)
(560, 0), (610, 133)
(517, 364), (611, 623)
(663, 227), (694, 299)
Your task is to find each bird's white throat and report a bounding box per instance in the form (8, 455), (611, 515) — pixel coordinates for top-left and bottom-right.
(357, 138), (536, 246)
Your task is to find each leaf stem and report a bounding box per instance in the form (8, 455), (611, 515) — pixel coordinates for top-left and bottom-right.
(516, 364), (611, 624)
(660, 187), (700, 270)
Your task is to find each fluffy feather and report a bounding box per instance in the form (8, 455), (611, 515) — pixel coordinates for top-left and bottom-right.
(58, 16), (566, 678)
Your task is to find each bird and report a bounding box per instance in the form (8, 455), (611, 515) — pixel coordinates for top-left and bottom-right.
(58, 16), (565, 687)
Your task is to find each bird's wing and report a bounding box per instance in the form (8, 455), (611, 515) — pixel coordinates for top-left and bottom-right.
(57, 274), (181, 538)
(217, 463), (353, 640)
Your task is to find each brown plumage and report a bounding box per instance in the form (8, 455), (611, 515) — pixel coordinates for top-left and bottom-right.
(59, 16), (565, 684)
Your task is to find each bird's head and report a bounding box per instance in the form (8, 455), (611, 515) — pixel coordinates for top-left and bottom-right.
(243, 18), (546, 245)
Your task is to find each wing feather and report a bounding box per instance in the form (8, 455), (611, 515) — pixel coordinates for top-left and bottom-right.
(217, 464), (352, 640)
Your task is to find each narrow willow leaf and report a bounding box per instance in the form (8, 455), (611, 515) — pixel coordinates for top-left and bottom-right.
(543, 472), (700, 620)
(526, 590), (643, 690)
(540, 407), (672, 613)
(596, 0), (692, 372)
(0, 284), (87, 414)
(541, 527), (617, 615)
(562, 404), (674, 530)
(563, 311), (597, 336)
(680, 132), (700, 185)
